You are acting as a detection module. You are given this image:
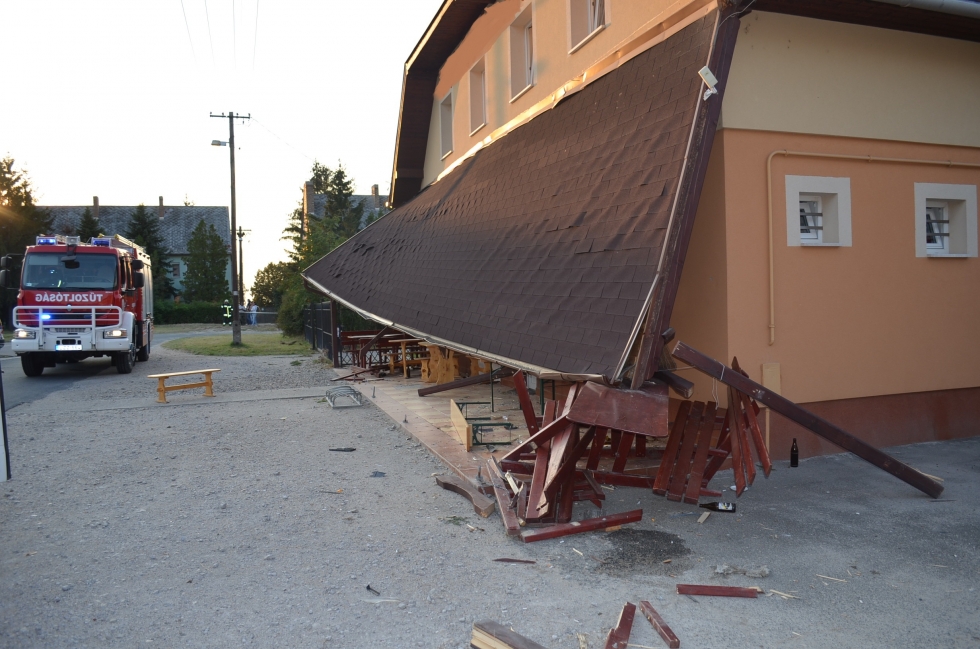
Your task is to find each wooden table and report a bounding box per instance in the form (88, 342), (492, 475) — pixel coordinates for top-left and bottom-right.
(387, 338), (423, 377)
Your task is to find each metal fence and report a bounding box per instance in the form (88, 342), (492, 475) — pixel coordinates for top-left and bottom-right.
(303, 302), (336, 364)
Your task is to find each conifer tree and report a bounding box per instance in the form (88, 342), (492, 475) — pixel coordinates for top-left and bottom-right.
(77, 206), (102, 241)
(125, 203), (174, 298)
(181, 219), (229, 302)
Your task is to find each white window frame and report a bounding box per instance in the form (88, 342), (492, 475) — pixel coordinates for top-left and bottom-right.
(509, 5), (534, 101)
(468, 58), (486, 135)
(439, 91), (454, 160)
(914, 183), (978, 258)
(569, 0), (606, 54)
(798, 195), (823, 243)
(785, 175), (852, 247)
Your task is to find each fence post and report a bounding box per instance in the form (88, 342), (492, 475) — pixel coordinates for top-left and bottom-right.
(330, 300), (342, 368)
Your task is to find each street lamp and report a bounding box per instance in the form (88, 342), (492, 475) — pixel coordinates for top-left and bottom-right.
(210, 111), (250, 345)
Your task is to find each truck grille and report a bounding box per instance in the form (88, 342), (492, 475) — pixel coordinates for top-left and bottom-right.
(53, 327), (89, 334)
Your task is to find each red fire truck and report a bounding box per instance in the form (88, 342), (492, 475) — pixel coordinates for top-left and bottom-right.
(1, 234), (154, 376)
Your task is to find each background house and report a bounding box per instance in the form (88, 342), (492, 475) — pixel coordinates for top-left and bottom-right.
(44, 196), (231, 298)
(305, 0), (980, 458)
(301, 182), (386, 230)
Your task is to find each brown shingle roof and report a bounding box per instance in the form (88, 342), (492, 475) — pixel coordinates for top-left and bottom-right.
(304, 13), (720, 380)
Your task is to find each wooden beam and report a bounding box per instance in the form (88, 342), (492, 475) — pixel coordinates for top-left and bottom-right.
(654, 370), (694, 399)
(472, 620), (548, 649)
(512, 371), (541, 435)
(638, 601), (680, 649)
(604, 602), (636, 649)
(357, 326), (392, 367)
(435, 475), (495, 517)
(486, 460), (521, 536)
(675, 584), (758, 598)
(672, 342), (945, 499)
(520, 509), (643, 543)
(417, 367), (508, 396)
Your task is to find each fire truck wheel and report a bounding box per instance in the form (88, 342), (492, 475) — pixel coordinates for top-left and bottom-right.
(21, 353), (44, 377)
(115, 345), (135, 374)
(136, 332), (150, 362)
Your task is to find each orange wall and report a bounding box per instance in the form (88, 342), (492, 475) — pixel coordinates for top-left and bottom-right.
(679, 128), (980, 406)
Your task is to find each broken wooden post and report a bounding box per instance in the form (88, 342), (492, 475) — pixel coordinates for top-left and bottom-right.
(435, 475), (495, 517)
(675, 584), (759, 598)
(604, 602), (636, 649)
(671, 341), (944, 499)
(417, 366), (510, 397)
(639, 601), (680, 648)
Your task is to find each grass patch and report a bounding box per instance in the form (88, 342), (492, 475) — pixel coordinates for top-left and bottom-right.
(162, 333), (311, 356)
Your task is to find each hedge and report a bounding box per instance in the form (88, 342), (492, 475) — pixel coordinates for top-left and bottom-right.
(154, 301), (224, 324)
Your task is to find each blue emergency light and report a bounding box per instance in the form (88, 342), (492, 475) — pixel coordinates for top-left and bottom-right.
(41, 314), (52, 320)
(91, 238), (111, 247)
(36, 237), (58, 245)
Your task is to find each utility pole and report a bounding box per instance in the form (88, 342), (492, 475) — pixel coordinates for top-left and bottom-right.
(236, 226), (250, 299)
(210, 111), (250, 345)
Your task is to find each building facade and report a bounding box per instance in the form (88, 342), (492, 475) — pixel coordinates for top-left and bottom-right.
(307, 0), (980, 458)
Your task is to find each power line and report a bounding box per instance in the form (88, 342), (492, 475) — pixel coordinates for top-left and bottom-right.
(253, 0), (260, 70)
(232, 0), (237, 70)
(179, 0), (196, 64)
(251, 118), (315, 162)
(204, 0), (216, 67)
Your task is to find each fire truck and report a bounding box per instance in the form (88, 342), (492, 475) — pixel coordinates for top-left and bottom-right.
(1, 234), (154, 376)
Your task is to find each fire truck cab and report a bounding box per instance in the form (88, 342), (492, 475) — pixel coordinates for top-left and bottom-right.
(1, 234), (154, 376)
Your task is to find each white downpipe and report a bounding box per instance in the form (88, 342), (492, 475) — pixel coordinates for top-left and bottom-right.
(867, 0), (980, 19)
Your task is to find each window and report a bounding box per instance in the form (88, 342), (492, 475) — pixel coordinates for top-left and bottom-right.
(785, 175), (852, 247)
(509, 6), (534, 100)
(469, 59), (486, 135)
(914, 183), (978, 257)
(440, 91), (454, 159)
(171, 262), (181, 278)
(570, 0), (605, 51)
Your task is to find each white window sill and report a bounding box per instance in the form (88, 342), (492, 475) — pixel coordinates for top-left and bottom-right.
(441, 150), (453, 161)
(510, 83), (534, 103)
(926, 253), (969, 258)
(569, 24), (606, 55)
(800, 242), (840, 247)
(469, 122), (486, 137)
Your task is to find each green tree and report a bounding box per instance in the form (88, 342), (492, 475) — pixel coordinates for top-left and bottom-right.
(0, 156), (54, 326)
(251, 261), (290, 309)
(125, 203), (174, 298)
(181, 219), (229, 302)
(76, 206), (102, 241)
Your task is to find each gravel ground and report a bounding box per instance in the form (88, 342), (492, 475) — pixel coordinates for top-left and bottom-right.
(1, 338), (978, 648)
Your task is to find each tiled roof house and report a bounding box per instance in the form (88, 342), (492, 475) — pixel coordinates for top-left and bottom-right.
(304, 0), (980, 458)
(43, 196), (231, 297)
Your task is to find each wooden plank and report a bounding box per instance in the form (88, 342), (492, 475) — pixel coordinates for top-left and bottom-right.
(638, 601), (680, 649)
(449, 399), (474, 452)
(357, 326), (391, 367)
(542, 400), (557, 426)
(472, 621), (548, 649)
(604, 602), (636, 649)
(486, 460), (521, 536)
(513, 371), (541, 435)
(147, 368), (221, 378)
(520, 509), (643, 543)
(535, 423), (575, 513)
(726, 393), (747, 497)
(672, 342), (945, 499)
(666, 401), (705, 502)
(654, 370), (694, 399)
(675, 584), (758, 598)
(566, 381), (669, 437)
(417, 367), (506, 396)
(730, 385), (757, 487)
(732, 358), (772, 477)
(586, 427), (607, 471)
(525, 444), (552, 522)
(654, 400), (693, 496)
(500, 415), (570, 462)
(700, 411), (731, 486)
(543, 427), (596, 499)
(590, 472), (657, 489)
(435, 475), (495, 517)
(611, 432), (635, 474)
(683, 402), (718, 505)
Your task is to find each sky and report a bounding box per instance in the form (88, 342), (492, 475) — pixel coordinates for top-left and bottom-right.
(0, 0), (444, 291)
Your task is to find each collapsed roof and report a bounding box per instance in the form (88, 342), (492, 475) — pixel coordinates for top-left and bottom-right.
(304, 9), (736, 382)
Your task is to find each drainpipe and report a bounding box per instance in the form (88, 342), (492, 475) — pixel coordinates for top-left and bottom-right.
(867, 0), (980, 19)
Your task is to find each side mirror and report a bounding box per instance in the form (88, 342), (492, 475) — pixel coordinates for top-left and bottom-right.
(0, 269), (7, 288)
(0, 255), (10, 270)
(132, 271), (145, 289)
(131, 259), (144, 271)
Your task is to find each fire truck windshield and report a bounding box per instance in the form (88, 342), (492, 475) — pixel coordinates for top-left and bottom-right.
(22, 253), (118, 290)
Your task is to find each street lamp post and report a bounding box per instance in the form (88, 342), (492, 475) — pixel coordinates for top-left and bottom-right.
(210, 111), (250, 345)
(236, 226), (250, 299)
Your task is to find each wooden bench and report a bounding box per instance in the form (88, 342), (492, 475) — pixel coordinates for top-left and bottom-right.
(148, 369), (221, 403)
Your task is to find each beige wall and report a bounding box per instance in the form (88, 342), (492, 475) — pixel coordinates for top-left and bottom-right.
(676, 128), (980, 406)
(423, 0), (715, 185)
(722, 11), (980, 148)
